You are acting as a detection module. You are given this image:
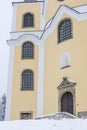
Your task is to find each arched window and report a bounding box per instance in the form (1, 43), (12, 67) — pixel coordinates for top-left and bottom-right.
(22, 42), (34, 59)
(23, 13), (34, 27)
(21, 70), (33, 90)
(58, 19), (72, 43)
(61, 52), (70, 68)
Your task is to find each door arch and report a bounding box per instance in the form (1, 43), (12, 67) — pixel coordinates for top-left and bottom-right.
(61, 92), (73, 114)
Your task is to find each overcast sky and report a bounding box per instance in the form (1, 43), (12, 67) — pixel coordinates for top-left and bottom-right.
(0, 0), (23, 97)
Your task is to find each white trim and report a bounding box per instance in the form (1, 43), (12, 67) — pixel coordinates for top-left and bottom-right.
(73, 5), (87, 13)
(40, 2), (45, 30)
(12, 4), (17, 31)
(10, 31), (43, 39)
(37, 42), (45, 117)
(37, 0), (44, 1)
(12, 1), (44, 6)
(5, 45), (15, 120)
(40, 0), (48, 30)
(43, 0), (48, 16)
(7, 34), (40, 46)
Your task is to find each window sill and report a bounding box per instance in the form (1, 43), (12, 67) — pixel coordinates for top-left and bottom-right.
(22, 26), (34, 28)
(21, 58), (34, 60)
(58, 0), (64, 1)
(61, 65), (71, 69)
(20, 89), (34, 91)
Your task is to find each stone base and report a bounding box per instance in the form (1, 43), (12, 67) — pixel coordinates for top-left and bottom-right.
(78, 111), (87, 118)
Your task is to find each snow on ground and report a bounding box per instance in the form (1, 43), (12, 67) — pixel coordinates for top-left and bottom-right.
(0, 119), (87, 130)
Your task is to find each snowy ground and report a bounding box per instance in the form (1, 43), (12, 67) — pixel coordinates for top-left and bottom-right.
(0, 119), (87, 130)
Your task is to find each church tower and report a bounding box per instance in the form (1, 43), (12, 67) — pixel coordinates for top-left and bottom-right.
(6, 0), (87, 120)
(6, 0), (46, 120)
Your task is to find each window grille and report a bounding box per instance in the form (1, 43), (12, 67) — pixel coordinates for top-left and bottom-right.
(58, 19), (72, 43)
(22, 42), (34, 59)
(22, 70), (33, 90)
(21, 112), (33, 119)
(23, 13), (34, 27)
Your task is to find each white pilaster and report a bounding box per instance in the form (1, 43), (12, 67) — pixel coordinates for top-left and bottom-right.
(5, 45), (15, 120)
(40, 2), (46, 30)
(12, 4), (17, 32)
(37, 42), (45, 117)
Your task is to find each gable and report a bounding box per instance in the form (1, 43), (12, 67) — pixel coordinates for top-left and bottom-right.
(42, 5), (87, 41)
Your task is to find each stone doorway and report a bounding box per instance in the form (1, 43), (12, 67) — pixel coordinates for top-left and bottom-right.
(57, 77), (76, 115)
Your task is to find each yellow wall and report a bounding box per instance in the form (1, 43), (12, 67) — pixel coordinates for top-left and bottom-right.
(10, 44), (38, 120)
(16, 4), (41, 31)
(44, 13), (87, 116)
(46, 0), (87, 21)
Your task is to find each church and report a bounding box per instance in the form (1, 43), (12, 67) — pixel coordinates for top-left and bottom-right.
(5, 0), (87, 120)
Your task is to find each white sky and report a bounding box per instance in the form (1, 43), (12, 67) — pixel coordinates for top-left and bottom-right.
(0, 0), (23, 97)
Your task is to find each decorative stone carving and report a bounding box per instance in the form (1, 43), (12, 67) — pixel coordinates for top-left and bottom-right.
(58, 77), (76, 89)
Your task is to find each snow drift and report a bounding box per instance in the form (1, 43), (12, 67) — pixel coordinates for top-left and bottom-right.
(0, 119), (87, 130)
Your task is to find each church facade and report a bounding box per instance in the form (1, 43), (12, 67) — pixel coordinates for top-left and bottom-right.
(6, 0), (87, 120)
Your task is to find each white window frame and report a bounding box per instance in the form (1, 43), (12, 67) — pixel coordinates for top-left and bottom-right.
(61, 52), (70, 68)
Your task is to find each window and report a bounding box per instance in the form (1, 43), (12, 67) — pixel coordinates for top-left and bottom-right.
(61, 52), (70, 68)
(20, 112), (33, 120)
(21, 70), (33, 90)
(23, 13), (34, 27)
(58, 19), (72, 43)
(22, 42), (34, 59)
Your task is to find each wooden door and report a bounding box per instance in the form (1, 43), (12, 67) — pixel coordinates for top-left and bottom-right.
(61, 92), (73, 114)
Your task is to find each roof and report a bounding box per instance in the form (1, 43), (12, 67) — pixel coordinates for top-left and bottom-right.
(73, 5), (87, 13)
